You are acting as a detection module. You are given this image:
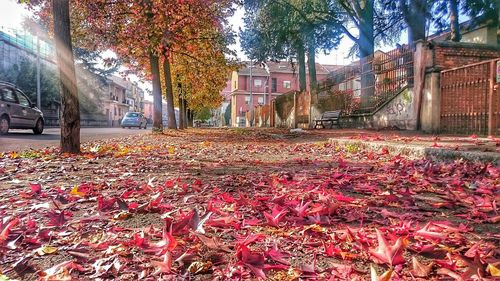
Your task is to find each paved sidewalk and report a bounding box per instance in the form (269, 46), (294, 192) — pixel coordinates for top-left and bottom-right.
(303, 129), (499, 163)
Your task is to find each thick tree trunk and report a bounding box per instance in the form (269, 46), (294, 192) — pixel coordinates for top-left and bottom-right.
(307, 42), (317, 93)
(358, 0), (374, 59)
(359, 0), (375, 109)
(162, 59), (177, 129)
(297, 43), (307, 92)
(449, 0), (461, 42)
(53, 0), (80, 153)
(407, 0), (427, 45)
(150, 53), (163, 131)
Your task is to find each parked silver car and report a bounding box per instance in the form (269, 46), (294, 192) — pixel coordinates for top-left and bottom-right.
(0, 82), (44, 135)
(121, 112), (148, 129)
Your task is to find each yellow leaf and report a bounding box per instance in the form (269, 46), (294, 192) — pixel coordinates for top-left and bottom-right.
(0, 274), (12, 281)
(168, 146), (175, 154)
(37, 245), (58, 256)
(70, 186), (85, 197)
(9, 152), (18, 159)
(371, 265), (393, 281)
(114, 146), (130, 157)
(488, 262), (500, 277)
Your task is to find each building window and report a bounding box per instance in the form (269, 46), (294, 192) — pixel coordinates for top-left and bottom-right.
(283, 81), (291, 89)
(254, 79), (262, 87)
(244, 96), (250, 105)
(114, 107), (117, 116)
(271, 78), (277, 92)
(258, 97), (264, 105)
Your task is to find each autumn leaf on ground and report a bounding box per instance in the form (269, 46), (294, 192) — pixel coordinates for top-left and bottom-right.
(293, 200), (310, 217)
(460, 253), (486, 280)
(190, 209), (212, 234)
(264, 206), (287, 227)
(370, 265), (393, 281)
(70, 185), (86, 197)
(369, 229), (406, 266)
(487, 262), (500, 277)
(0, 217), (19, 245)
(151, 252), (172, 274)
(46, 210), (66, 227)
(265, 244), (290, 265)
(97, 195), (117, 211)
(237, 245), (266, 279)
(415, 222), (447, 242)
(411, 257), (433, 277)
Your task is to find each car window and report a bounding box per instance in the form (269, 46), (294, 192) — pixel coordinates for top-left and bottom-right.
(16, 91), (30, 107)
(126, 112), (139, 117)
(0, 88), (18, 104)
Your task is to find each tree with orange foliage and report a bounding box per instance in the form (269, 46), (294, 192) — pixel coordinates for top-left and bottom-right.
(27, 0), (236, 130)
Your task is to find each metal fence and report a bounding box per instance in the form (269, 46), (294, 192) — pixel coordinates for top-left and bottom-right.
(440, 58), (499, 135)
(317, 46), (414, 115)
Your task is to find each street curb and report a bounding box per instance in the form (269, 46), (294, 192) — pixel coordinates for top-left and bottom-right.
(328, 138), (499, 164)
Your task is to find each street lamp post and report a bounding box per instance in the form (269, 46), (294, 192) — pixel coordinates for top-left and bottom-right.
(249, 60), (253, 127)
(36, 34), (41, 110)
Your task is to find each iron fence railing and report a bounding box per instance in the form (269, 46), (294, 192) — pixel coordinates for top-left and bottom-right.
(440, 58), (499, 135)
(317, 46), (414, 115)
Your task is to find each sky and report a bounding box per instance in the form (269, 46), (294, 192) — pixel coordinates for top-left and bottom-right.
(227, 5), (355, 66)
(0, 0), (359, 65)
(0, 0), (29, 31)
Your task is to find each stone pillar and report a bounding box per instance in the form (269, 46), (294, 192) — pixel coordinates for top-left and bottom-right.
(420, 67), (443, 133)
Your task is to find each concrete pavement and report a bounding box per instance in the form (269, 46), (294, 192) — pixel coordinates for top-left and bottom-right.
(0, 127), (149, 152)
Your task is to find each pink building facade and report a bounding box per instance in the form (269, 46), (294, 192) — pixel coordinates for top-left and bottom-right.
(229, 61), (333, 127)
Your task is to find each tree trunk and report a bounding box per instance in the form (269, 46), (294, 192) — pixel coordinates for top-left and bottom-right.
(407, 0), (427, 45)
(53, 0), (80, 153)
(150, 53), (163, 131)
(358, 0), (374, 59)
(187, 108), (193, 127)
(449, 0), (461, 42)
(163, 59), (177, 129)
(178, 94), (185, 129)
(358, 0), (375, 109)
(182, 99), (188, 129)
(307, 42), (317, 93)
(297, 43), (307, 92)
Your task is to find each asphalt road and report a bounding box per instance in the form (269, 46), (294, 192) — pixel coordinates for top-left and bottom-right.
(0, 127), (149, 152)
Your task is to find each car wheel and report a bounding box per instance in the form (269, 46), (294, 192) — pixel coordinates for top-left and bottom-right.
(0, 116), (9, 135)
(33, 118), (44, 135)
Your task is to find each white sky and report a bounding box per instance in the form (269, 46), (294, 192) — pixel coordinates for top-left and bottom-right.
(1, 0), (404, 66)
(0, 0), (29, 30)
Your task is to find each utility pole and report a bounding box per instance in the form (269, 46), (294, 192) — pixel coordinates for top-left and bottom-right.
(36, 34), (41, 109)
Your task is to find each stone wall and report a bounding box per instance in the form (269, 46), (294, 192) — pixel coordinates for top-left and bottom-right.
(341, 88), (417, 130)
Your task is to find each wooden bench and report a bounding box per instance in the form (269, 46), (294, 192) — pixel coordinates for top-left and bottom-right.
(314, 110), (342, 129)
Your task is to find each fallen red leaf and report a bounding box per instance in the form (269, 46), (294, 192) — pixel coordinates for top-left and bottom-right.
(369, 229), (406, 266)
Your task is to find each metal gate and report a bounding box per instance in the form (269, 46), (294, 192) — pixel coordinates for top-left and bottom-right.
(440, 58), (499, 135)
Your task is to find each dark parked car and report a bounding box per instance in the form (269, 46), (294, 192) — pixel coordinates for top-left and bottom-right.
(0, 82), (44, 135)
(121, 112), (148, 129)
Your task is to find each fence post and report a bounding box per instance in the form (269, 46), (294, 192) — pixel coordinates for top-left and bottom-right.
(488, 60), (495, 136)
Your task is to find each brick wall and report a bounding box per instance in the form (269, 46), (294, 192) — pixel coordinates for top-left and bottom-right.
(432, 41), (500, 69)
